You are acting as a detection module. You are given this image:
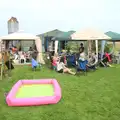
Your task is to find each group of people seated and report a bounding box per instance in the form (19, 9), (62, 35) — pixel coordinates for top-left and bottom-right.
(9, 46), (36, 64)
(51, 52), (97, 75)
(50, 43), (112, 75)
(77, 43), (112, 68)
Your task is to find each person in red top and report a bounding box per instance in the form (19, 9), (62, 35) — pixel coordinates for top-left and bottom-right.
(101, 52), (112, 67)
(105, 52), (111, 62)
(12, 46), (17, 54)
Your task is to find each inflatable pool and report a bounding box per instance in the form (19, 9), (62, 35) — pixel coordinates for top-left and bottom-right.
(6, 79), (61, 106)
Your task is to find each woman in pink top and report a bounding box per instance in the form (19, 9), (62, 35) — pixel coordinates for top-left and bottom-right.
(52, 54), (59, 70)
(52, 59), (57, 66)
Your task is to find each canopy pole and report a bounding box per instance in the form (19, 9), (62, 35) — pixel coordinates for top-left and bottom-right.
(55, 40), (58, 55)
(87, 41), (89, 58)
(101, 40), (106, 60)
(95, 40), (98, 61)
(88, 40), (92, 58)
(113, 42), (115, 55)
(58, 41), (60, 53)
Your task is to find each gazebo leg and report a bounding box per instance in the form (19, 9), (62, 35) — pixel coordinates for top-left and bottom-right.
(95, 40), (98, 62)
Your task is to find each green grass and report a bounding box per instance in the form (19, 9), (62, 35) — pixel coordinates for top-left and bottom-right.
(0, 65), (120, 120)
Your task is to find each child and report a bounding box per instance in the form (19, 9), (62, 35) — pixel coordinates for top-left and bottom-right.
(52, 54), (59, 70)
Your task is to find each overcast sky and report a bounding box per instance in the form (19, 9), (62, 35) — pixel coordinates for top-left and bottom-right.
(0, 0), (120, 36)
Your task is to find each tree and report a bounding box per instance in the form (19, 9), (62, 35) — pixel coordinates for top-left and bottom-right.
(66, 41), (81, 53)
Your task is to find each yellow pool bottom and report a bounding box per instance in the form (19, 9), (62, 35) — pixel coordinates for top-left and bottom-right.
(16, 84), (54, 98)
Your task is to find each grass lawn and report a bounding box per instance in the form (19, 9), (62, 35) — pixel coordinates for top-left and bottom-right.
(0, 65), (120, 120)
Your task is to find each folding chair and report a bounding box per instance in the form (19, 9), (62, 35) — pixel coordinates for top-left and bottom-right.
(31, 58), (41, 71)
(66, 55), (76, 67)
(76, 60), (88, 76)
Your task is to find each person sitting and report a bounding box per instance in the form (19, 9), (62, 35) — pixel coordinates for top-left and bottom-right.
(31, 51), (41, 70)
(56, 57), (76, 75)
(63, 55), (67, 65)
(100, 52), (112, 67)
(105, 52), (112, 62)
(31, 58), (38, 70)
(29, 47), (33, 51)
(87, 53), (98, 70)
(52, 54), (59, 70)
(12, 46), (17, 54)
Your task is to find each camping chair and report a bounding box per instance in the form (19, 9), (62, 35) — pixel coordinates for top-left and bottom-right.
(19, 52), (26, 64)
(87, 56), (98, 71)
(76, 60), (88, 75)
(31, 58), (41, 71)
(99, 53), (112, 67)
(66, 55), (76, 67)
(44, 52), (53, 69)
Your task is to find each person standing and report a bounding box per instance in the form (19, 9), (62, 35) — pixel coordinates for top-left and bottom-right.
(79, 43), (84, 53)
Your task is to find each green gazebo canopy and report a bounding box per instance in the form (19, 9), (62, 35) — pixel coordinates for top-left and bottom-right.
(37, 29), (65, 38)
(52, 30), (76, 41)
(105, 31), (120, 42)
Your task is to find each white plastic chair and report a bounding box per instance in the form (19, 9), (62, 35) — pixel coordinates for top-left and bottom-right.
(18, 51), (26, 63)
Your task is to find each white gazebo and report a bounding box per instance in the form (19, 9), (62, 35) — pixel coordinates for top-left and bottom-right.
(71, 28), (111, 60)
(0, 32), (45, 64)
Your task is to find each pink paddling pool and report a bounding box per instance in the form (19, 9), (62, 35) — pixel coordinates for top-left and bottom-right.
(6, 79), (61, 106)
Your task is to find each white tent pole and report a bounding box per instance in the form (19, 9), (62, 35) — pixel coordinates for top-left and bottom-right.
(101, 40), (106, 60)
(87, 41), (89, 58)
(88, 40), (91, 58)
(55, 40), (58, 54)
(95, 40), (98, 61)
(113, 42), (115, 55)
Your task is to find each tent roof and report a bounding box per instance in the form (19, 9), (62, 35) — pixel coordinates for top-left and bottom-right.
(0, 32), (38, 40)
(52, 30), (75, 41)
(71, 28), (111, 40)
(37, 29), (64, 38)
(105, 31), (120, 41)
